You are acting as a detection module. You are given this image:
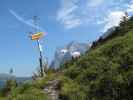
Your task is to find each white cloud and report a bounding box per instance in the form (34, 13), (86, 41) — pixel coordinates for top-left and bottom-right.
(127, 4), (133, 13)
(99, 1), (133, 32)
(57, 0), (131, 30)
(63, 17), (81, 29)
(56, 0), (82, 29)
(97, 20), (105, 24)
(87, 0), (105, 7)
(102, 11), (126, 32)
(56, 0), (107, 29)
(9, 9), (45, 32)
(57, 4), (77, 20)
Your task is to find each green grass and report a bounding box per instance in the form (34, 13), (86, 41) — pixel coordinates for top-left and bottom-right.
(59, 31), (133, 100)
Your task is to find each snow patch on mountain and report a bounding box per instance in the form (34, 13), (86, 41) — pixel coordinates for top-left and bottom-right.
(50, 41), (91, 69)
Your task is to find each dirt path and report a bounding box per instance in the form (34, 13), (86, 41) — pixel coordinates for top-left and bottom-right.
(43, 80), (60, 100)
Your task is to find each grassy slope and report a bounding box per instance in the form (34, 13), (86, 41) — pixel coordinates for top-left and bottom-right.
(58, 32), (133, 100)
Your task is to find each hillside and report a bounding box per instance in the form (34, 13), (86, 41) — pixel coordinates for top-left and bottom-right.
(0, 16), (133, 100)
(58, 31), (133, 100)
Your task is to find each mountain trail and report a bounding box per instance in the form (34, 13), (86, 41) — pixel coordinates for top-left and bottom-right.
(43, 79), (60, 100)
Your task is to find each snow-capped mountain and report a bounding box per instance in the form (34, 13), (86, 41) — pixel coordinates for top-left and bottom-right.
(50, 41), (91, 69)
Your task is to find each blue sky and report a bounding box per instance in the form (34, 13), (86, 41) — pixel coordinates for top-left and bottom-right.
(0, 0), (133, 77)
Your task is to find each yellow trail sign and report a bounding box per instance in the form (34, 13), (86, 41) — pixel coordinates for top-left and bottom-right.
(31, 32), (44, 40)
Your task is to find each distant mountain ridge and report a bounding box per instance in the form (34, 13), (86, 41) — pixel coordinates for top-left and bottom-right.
(0, 73), (31, 82)
(0, 73), (31, 88)
(0, 73), (15, 80)
(50, 41), (91, 69)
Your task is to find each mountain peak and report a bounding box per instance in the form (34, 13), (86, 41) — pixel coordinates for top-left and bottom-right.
(50, 41), (91, 69)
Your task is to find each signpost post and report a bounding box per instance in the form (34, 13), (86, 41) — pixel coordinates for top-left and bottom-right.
(37, 39), (43, 77)
(30, 16), (45, 77)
